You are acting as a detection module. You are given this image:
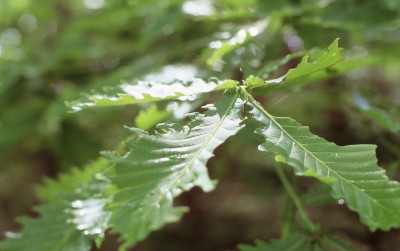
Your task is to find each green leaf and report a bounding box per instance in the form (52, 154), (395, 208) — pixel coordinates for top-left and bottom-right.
(238, 233), (309, 251)
(247, 93), (400, 231)
(269, 57), (376, 91)
(246, 39), (343, 89)
(284, 39), (343, 81)
(245, 40), (378, 92)
(68, 78), (238, 111)
(105, 90), (245, 248)
(0, 159), (111, 251)
(134, 104), (172, 130)
(1, 205), (92, 251)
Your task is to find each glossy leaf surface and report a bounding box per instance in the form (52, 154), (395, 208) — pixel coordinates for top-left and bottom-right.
(247, 93), (400, 231)
(69, 78), (237, 111)
(105, 90), (245, 247)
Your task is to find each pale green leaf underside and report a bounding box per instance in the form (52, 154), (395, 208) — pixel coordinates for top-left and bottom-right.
(238, 233), (309, 251)
(248, 95), (400, 231)
(69, 78), (237, 111)
(105, 90), (245, 247)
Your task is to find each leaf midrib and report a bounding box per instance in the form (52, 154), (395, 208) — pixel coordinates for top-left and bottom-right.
(149, 91), (240, 206)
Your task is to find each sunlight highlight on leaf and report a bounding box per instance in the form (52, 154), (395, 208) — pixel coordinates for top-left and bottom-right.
(67, 198), (110, 237)
(182, 0), (214, 16)
(69, 78), (237, 111)
(0, 159), (111, 251)
(105, 90), (246, 247)
(207, 19), (269, 67)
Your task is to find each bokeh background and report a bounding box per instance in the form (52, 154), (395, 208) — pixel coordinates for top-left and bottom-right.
(1, 0), (400, 250)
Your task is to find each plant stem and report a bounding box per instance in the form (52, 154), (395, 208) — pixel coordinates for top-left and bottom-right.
(274, 165), (318, 232)
(281, 198), (296, 237)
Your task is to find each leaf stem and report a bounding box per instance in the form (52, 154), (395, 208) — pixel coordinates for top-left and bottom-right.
(281, 198), (296, 237)
(274, 164), (318, 233)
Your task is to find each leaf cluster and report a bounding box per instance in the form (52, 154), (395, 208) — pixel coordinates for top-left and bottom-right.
(1, 0), (400, 250)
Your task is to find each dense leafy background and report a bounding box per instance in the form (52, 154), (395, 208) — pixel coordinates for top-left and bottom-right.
(1, 0), (400, 250)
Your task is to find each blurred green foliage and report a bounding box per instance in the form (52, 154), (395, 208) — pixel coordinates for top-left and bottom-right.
(1, 0), (400, 250)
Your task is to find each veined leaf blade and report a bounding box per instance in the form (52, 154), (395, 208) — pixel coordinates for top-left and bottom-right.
(106, 89), (245, 247)
(247, 94), (400, 230)
(1, 205), (92, 251)
(0, 159), (111, 251)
